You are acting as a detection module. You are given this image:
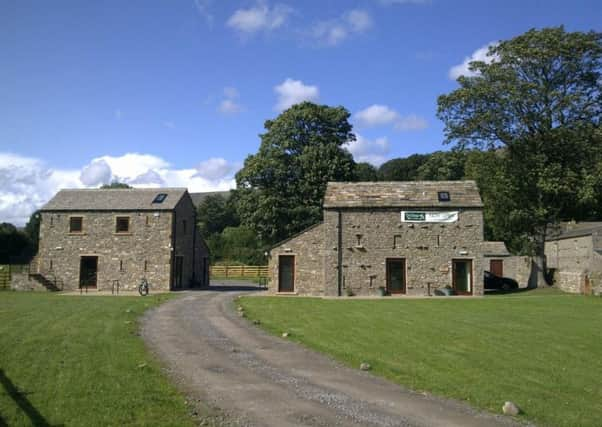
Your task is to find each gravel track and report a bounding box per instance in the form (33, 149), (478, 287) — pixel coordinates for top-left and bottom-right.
(141, 283), (522, 427)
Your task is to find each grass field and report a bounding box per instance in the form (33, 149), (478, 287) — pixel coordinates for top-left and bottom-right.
(0, 292), (197, 426)
(239, 290), (602, 427)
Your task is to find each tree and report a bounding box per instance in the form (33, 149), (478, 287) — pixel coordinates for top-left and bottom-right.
(0, 223), (31, 264)
(24, 211), (41, 255)
(353, 162), (379, 181)
(220, 226), (265, 265)
(236, 102), (356, 243)
(438, 27), (602, 287)
(378, 154), (429, 181)
(416, 150), (468, 181)
(101, 181), (131, 189)
(196, 193), (239, 237)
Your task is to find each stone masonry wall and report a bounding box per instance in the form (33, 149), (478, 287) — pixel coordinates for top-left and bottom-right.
(268, 224), (326, 295)
(331, 208), (484, 296)
(38, 210), (173, 291)
(10, 271), (46, 291)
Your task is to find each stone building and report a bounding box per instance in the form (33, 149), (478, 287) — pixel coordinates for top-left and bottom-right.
(268, 181), (486, 296)
(27, 188), (209, 292)
(483, 241), (511, 277)
(545, 222), (602, 295)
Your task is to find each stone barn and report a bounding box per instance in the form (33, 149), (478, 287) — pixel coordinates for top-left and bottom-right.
(545, 222), (602, 295)
(268, 181), (486, 296)
(28, 188), (209, 292)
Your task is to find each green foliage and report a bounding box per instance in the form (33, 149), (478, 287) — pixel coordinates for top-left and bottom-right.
(416, 150), (468, 180)
(100, 181), (131, 189)
(236, 102), (356, 243)
(196, 193), (239, 236)
(353, 162), (379, 181)
(23, 210), (41, 255)
(241, 293), (602, 427)
(219, 226), (265, 265)
(378, 154), (429, 181)
(0, 223), (33, 263)
(438, 27), (602, 263)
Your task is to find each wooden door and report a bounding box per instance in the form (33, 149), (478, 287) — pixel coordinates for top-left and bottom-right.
(452, 259), (472, 295)
(278, 255), (295, 292)
(489, 259), (503, 277)
(79, 256), (98, 288)
(174, 256), (183, 289)
(386, 258), (406, 294)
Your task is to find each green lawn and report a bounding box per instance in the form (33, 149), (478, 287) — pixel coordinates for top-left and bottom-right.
(0, 292), (197, 426)
(239, 291), (602, 427)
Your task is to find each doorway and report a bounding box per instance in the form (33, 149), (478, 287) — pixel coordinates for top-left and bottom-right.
(173, 256), (183, 289)
(386, 258), (406, 294)
(79, 256), (98, 288)
(489, 259), (503, 277)
(452, 259), (473, 295)
(278, 255), (295, 292)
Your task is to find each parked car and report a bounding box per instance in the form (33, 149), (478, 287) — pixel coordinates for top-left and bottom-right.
(484, 271), (519, 291)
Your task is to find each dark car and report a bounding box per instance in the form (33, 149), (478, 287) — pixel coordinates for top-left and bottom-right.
(484, 271), (519, 291)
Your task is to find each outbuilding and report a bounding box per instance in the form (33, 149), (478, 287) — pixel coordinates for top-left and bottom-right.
(268, 181), (487, 296)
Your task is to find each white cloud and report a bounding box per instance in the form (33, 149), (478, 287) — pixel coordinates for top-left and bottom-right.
(274, 78), (319, 111)
(80, 159), (112, 186)
(217, 86), (244, 114)
(0, 152), (239, 225)
(354, 104), (428, 131)
(449, 42), (498, 80)
(194, 0), (214, 27)
(344, 134), (390, 166)
(227, 1), (292, 35)
(312, 9), (372, 46)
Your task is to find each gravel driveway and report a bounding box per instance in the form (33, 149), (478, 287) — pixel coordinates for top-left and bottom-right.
(141, 282), (521, 427)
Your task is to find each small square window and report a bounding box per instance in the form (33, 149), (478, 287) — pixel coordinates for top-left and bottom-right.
(69, 217), (83, 233)
(152, 193), (167, 204)
(438, 191), (451, 202)
(115, 217), (130, 233)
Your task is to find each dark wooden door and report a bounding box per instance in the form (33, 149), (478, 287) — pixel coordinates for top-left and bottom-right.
(490, 259), (503, 277)
(174, 256), (183, 289)
(386, 258), (406, 294)
(452, 259), (473, 295)
(79, 256), (98, 288)
(278, 255), (295, 292)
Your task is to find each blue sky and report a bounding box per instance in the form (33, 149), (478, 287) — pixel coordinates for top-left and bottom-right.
(1, 0), (600, 224)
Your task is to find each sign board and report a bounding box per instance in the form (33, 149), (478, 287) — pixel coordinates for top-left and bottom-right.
(401, 211), (458, 223)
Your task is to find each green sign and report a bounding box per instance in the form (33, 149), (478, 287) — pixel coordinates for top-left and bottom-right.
(404, 212), (426, 221)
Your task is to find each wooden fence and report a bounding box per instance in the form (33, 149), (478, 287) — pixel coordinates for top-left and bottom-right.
(210, 265), (269, 278)
(0, 264), (27, 290)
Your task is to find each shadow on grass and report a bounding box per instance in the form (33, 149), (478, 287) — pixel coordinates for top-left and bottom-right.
(0, 369), (60, 427)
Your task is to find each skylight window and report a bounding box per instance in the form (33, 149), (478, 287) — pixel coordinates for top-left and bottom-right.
(152, 193), (167, 204)
(438, 191), (451, 202)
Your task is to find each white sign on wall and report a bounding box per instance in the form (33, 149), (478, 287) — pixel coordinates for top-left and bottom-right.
(401, 211), (459, 223)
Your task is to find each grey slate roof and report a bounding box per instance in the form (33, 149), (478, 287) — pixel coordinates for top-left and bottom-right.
(546, 222), (602, 241)
(41, 188), (188, 211)
(189, 191), (231, 207)
(323, 181), (483, 208)
(482, 241), (510, 257)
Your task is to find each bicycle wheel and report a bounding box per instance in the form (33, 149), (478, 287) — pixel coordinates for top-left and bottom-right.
(138, 282), (148, 296)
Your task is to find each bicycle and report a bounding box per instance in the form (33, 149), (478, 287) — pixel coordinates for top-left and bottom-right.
(138, 277), (150, 296)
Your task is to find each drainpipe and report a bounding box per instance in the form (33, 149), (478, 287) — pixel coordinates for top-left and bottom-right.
(337, 210), (343, 297)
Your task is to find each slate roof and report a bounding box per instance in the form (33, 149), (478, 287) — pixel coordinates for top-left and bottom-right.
(41, 188), (188, 211)
(482, 241), (511, 257)
(323, 181), (483, 208)
(546, 222), (602, 241)
(189, 191), (231, 207)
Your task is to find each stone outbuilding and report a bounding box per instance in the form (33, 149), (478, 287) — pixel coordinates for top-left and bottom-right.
(483, 241), (511, 277)
(268, 181), (487, 296)
(27, 188), (209, 292)
(545, 222), (602, 295)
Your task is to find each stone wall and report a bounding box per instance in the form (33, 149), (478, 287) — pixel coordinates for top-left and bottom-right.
(502, 256), (532, 286)
(272, 207), (485, 297)
(10, 271), (46, 291)
(268, 223), (326, 295)
(38, 210), (173, 291)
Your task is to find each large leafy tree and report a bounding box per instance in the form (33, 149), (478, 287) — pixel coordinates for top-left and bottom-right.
(378, 154), (429, 181)
(438, 27), (602, 287)
(236, 102), (356, 243)
(196, 193), (239, 237)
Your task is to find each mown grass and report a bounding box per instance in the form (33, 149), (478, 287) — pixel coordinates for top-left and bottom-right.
(239, 291), (602, 427)
(0, 292), (196, 426)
